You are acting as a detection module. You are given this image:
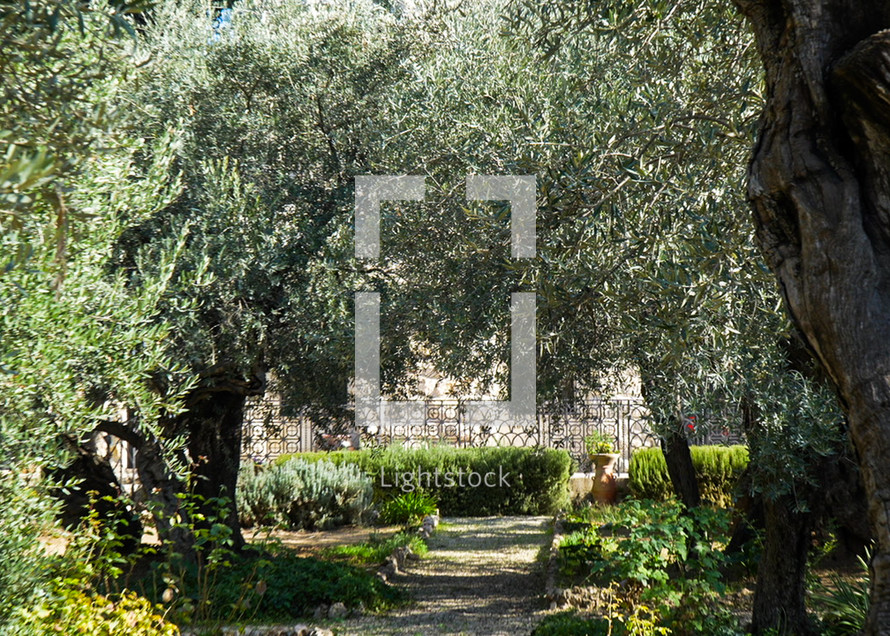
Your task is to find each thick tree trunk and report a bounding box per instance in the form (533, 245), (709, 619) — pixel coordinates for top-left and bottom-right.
(185, 390), (247, 552)
(732, 2), (890, 632)
(752, 495), (815, 635)
(639, 376), (701, 509)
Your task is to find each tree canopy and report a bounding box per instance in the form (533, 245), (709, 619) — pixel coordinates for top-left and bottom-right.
(2, 0), (886, 632)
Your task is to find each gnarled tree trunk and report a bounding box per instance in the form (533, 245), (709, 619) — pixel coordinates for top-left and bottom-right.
(174, 365), (265, 553)
(732, 2), (890, 632)
(184, 390), (249, 552)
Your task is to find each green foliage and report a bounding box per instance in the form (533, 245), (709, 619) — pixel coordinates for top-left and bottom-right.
(6, 493), (177, 635)
(559, 500), (737, 634)
(322, 531), (428, 565)
(237, 459), (373, 530)
(532, 607), (669, 636)
(379, 491), (438, 527)
(71, 489), (400, 628)
(0, 0), (141, 217)
(125, 0), (420, 413)
(584, 431), (617, 455)
(14, 589), (178, 636)
(0, 0), (200, 626)
(206, 547), (404, 621)
(275, 445), (572, 516)
(559, 500), (729, 585)
(811, 551), (870, 635)
(0, 471), (56, 628)
(628, 445), (749, 506)
(137, 492), (241, 626)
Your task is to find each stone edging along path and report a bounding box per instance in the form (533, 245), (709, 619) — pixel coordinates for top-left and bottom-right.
(333, 516), (552, 636)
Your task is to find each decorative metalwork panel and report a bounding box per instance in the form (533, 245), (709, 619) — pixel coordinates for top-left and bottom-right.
(242, 393), (312, 464)
(244, 395), (665, 472)
(539, 399), (658, 472)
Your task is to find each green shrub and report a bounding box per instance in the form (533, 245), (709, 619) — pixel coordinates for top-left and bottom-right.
(532, 610), (612, 635)
(628, 445), (749, 506)
(208, 547), (404, 620)
(15, 589), (178, 636)
(237, 459), (373, 530)
(380, 491), (438, 526)
(275, 445), (572, 516)
(236, 462), (293, 527)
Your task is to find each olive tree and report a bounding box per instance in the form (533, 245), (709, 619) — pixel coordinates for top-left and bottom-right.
(730, 1), (890, 633)
(506, 1), (858, 632)
(0, 0), (197, 621)
(116, 0), (423, 547)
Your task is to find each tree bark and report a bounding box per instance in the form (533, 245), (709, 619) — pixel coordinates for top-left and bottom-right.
(176, 363), (265, 553)
(752, 495), (815, 635)
(661, 423), (701, 509)
(732, 2), (890, 632)
(184, 389), (248, 552)
(639, 375), (701, 509)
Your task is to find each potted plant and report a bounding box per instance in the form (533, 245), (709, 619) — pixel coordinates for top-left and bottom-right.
(583, 431), (620, 504)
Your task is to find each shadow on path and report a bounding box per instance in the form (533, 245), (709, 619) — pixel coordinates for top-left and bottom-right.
(335, 516), (551, 636)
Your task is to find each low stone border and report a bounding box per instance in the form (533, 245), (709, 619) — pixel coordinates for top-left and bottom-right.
(544, 513), (624, 613)
(217, 626), (333, 636)
(545, 515), (564, 609)
(376, 514), (438, 582)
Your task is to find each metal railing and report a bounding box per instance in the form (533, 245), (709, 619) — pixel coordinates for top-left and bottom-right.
(241, 396), (672, 472)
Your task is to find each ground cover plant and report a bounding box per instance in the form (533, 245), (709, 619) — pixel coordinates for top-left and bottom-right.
(31, 489), (406, 633)
(809, 548), (871, 635)
(197, 547), (405, 622)
(557, 500), (740, 635)
(321, 531), (429, 566)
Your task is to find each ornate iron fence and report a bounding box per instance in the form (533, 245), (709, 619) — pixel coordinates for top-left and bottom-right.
(539, 398), (658, 473)
(241, 396), (675, 472)
(241, 392), (315, 462)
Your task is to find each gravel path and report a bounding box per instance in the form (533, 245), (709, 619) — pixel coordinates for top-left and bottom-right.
(335, 516), (551, 636)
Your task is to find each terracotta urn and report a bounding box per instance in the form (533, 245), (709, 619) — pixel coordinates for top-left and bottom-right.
(590, 453), (620, 504)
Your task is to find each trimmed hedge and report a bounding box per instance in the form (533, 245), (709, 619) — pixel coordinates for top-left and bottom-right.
(273, 445), (572, 516)
(628, 445), (749, 507)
